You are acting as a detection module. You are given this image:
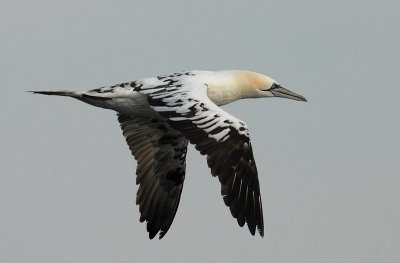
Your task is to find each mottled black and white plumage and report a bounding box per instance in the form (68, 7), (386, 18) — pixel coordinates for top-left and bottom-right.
(31, 70), (306, 239)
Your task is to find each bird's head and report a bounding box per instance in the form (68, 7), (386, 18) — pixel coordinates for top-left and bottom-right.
(237, 71), (307, 102)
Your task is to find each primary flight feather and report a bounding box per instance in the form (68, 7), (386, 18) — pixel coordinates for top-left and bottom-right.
(31, 70), (306, 239)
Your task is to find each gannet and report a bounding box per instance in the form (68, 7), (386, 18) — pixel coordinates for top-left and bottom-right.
(31, 70), (306, 239)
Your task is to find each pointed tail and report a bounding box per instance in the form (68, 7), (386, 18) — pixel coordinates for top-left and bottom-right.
(29, 90), (80, 98)
(30, 90), (114, 110)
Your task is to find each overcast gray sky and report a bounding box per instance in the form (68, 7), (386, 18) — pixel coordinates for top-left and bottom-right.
(1, 0), (399, 262)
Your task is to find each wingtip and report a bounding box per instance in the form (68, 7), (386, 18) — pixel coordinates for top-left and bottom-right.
(148, 231), (157, 240)
(147, 229), (168, 240)
(258, 226), (264, 238)
(158, 229), (167, 239)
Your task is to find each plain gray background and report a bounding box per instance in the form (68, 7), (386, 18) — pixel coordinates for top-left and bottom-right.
(1, 0), (399, 262)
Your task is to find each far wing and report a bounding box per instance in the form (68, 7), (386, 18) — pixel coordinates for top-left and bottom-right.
(118, 114), (188, 239)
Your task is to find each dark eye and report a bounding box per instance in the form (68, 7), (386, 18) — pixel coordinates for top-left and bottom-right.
(270, 83), (280, 90)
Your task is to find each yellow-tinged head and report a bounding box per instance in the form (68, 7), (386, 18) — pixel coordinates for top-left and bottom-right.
(207, 70), (307, 105)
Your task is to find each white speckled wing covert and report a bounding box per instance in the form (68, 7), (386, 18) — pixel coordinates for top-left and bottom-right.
(133, 71), (264, 237)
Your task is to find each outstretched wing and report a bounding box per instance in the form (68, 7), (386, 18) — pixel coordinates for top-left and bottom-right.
(118, 113), (189, 239)
(139, 79), (264, 237)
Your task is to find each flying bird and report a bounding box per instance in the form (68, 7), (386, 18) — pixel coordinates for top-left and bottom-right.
(31, 70), (306, 239)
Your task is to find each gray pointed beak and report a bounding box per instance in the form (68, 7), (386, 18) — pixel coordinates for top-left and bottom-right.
(270, 83), (307, 102)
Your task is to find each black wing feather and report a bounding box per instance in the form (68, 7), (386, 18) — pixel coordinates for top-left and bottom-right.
(118, 114), (188, 239)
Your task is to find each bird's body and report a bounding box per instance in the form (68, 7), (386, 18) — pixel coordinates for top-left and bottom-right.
(32, 70), (306, 239)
